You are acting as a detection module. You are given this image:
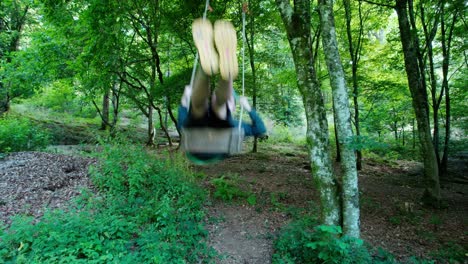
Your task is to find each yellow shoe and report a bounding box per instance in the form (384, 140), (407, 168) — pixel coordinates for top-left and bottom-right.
(214, 20), (238, 80)
(192, 18), (219, 76)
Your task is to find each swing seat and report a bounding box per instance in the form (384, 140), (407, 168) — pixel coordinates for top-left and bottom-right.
(181, 127), (245, 155)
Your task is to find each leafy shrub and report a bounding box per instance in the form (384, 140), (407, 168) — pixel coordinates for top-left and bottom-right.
(0, 117), (51, 154)
(346, 135), (388, 152)
(269, 124), (294, 143)
(430, 242), (466, 263)
(272, 216), (372, 264)
(0, 142), (214, 263)
(30, 80), (97, 118)
(210, 174), (247, 202)
(268, 124), (306, 145)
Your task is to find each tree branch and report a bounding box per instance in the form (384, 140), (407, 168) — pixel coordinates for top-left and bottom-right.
(359, 0), (395, 9)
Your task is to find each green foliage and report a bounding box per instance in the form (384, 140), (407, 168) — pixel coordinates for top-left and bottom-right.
(269, 125), (305, 145)
(270, 192), (287, 211)
(272, 216), (371, 264)
(0, 117), (51, 153)
(270, 125), (294, 143)
(430, 242), (466, 263)
(209, 174), (258, 206)
(210, 174), (247, 202)
(30, 80), (97, 118)
(346, 135), (388, 151)
(0, 142), (214, 263)
(363, 141), (420, 162)
(246, 194), (257, 206)
(371, 247), (399, 264)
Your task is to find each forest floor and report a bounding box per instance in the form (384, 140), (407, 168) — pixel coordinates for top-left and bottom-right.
(197, 143), (468, 263)
(0, 142), (466, 263)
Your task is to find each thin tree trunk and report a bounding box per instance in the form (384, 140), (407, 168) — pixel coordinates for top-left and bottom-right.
(420, 1), (441, 168)
(100, 88), (110, 130)
(412, 118), (416, 149)
(166, 93), (180, 138)
(276, 0), (340, 226)
(319, 0), (360, 238)
(402, 124), (405, 146)
(155, 106), (173, 146)
(0, 91), (9, 115)
(439, 1), (457, 178)
(110, 82), (121, 137)
(343, 0), (364, 171)
(147, 105), (155, 146)
(245, 0), (259, 153)
(441, 85), (450, 177)
(395, 0), (441, 206)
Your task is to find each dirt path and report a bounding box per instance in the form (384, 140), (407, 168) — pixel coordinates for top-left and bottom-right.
(206, 203), (282, 263)
(194, 148), (315, 263)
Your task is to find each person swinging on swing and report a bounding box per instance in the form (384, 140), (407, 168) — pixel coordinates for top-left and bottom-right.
(178, 18), (267, 163)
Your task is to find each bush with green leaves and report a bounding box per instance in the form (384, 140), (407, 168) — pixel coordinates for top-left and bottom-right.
(271, 215), (452, 263)
(210, 175), (247, 202)
(30, 80), (97, 118)
(268, 124), (306, 145)
(0, 117), (51, 154)
(0, 142), (214, 263)
(272, 216), (372, 264)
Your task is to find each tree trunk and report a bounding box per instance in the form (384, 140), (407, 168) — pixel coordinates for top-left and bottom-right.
(420, 1), (442, 169)
(0, 90), (9, 115)
(333, 102), (341, 162)
(343, 0), (364, 171)
(147, 105), (155, 146)
(439, 1), (457, 178)
(401, 124), (405, 146)
(100, 88), (110, 130)
(276, 0), (340, 226)
(155, 106), (173, 147)
(109, 81), (121, 137)
(245, 0), (259, 153)
(166, 93), (180, 139)
(412, 118), (416, 149)
(440, 84), (450, 177)
(319, 0), (360, 238)
(395, 0), (441, 206)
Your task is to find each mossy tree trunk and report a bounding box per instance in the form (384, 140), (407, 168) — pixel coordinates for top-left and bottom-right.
(394, 0), (441, 206)
(276, 0), (340, 226)
(319, 0), (360, 238)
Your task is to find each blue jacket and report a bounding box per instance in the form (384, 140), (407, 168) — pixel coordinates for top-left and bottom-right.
(177, 106), (266, 137)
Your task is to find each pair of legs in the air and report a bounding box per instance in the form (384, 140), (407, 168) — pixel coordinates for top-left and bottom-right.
(189, 18), (238, 121)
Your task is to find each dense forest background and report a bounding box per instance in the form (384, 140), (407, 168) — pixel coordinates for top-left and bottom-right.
(1, 0), (466, 159)
(0, 0), (466, 263)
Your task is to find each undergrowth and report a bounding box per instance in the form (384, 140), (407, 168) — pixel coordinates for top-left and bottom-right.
(0, 116), (51, 155)
(271, 215), (451, 264)
(0, 142), (214, 263)
(272, 216), (371, 264)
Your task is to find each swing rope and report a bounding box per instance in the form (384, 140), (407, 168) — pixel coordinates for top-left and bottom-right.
(238, 5), (247, 134)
